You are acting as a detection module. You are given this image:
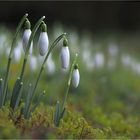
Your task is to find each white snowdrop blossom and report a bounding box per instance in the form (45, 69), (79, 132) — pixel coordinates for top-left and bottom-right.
(60, 38), (70, 69)
(82, 48), (95, 71)
(22, 29), (33, 54)
(61, 46), (70, 69)
(13, 47), (22, 63)
(38, 32), (49, 56)
(72, 65), (80, 88)
(94, 52), (104, 68)
(121, 54), (132, 68)
(46, 54), (56, 75)
(29, 55), (37, 71)
(108, 43), (119, 57)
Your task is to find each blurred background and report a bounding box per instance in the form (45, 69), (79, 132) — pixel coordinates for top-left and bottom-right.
(0, 1), (140, 32)
(1, 1), (140, 137)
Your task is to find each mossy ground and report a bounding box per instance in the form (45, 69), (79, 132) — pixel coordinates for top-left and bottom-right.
(0, 104), (96, 139)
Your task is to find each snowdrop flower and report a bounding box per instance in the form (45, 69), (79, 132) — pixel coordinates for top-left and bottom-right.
(60, 38), (70, 69)
(108, 43), (119, 57)
(72, 64), (80, 88)
(38, 22), (49, 56)
(22, 19), (33, 54)
(46, 54), (56, 75)
(134, 63), (140, 75)
(29, 55), (37, 72)
(82, 47), (95, 71)
(13, 47), (22, 63)
(121, 54), (131, 68)
(94, 52), (104, 68)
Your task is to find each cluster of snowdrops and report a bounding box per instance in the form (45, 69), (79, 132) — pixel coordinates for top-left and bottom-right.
(0, 13), (80, 126)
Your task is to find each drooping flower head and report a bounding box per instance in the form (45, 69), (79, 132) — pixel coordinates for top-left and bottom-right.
(60, 37), (70, 69)
(72, 64), (80, 88)
(22, 18), (33, 54)
(38, 21), (49, 56)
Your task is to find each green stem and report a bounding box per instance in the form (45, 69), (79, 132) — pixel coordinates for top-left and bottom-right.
(1, 13), (28, 107)
(19, 16), (45, 81)
(61, 54), (78, 110)
(30, 33), (66, 103)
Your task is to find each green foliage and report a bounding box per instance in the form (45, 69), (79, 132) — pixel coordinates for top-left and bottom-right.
(0, 104), (96, 139)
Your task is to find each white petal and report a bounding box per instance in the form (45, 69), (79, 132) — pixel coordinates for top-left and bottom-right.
(22, 29), (33, 54)
(13, 47), (21, 63)
(72, 69), (80, 88)
(29, 55), (37, 71)
(46, 54), (56, 75)
(60, 46), (70, 69)
(38, 32), (49, 56)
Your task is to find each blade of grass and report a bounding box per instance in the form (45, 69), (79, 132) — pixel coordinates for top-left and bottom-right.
(14, 82), (23, 110)
(10, 77), (21, 109)
(54, 101), (60, 127)
(23, 83), (32, 118)
(1, 14), (28, 107)
(0, 78), (3, 106)
(61, 54), (78, 110)
(30, 90), (45, 115)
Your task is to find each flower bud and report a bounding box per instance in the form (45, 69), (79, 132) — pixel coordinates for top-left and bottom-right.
(60, 38), (70, 69)
(72, 64), (80, 88)
(22, 29), (33, 54)
(38, 22), (49, 56)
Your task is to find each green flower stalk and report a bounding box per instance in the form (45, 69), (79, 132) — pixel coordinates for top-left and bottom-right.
(23, 33), (66, 118)
(20, 16), (45, 80)
(62, 53), (79, 110)
(0, 13), (28, 107)
(10, 16), (45, 110)
(54, 53), (79, 126)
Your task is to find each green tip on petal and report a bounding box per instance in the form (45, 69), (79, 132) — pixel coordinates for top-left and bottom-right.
(63, 37), (68, 47)
(41, 21), (47, 32)
(24, 18), (31, 29)
(74, 64), (78, 69)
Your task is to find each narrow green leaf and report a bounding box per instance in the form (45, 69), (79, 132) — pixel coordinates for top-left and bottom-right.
(1, 14), (28, 108)
(3, 83), (9, 105)
(0, 78), (3, 106)
(54, 101), (60, 127)
(23, 83), (32, 119)
(10, 77), (21, 109)
(31, 90), (45, 114)
(60, 108), (66, 120)
(14, 82), (23, 110)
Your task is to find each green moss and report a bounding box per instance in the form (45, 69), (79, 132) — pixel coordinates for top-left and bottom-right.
(0, 104), (96, 139)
